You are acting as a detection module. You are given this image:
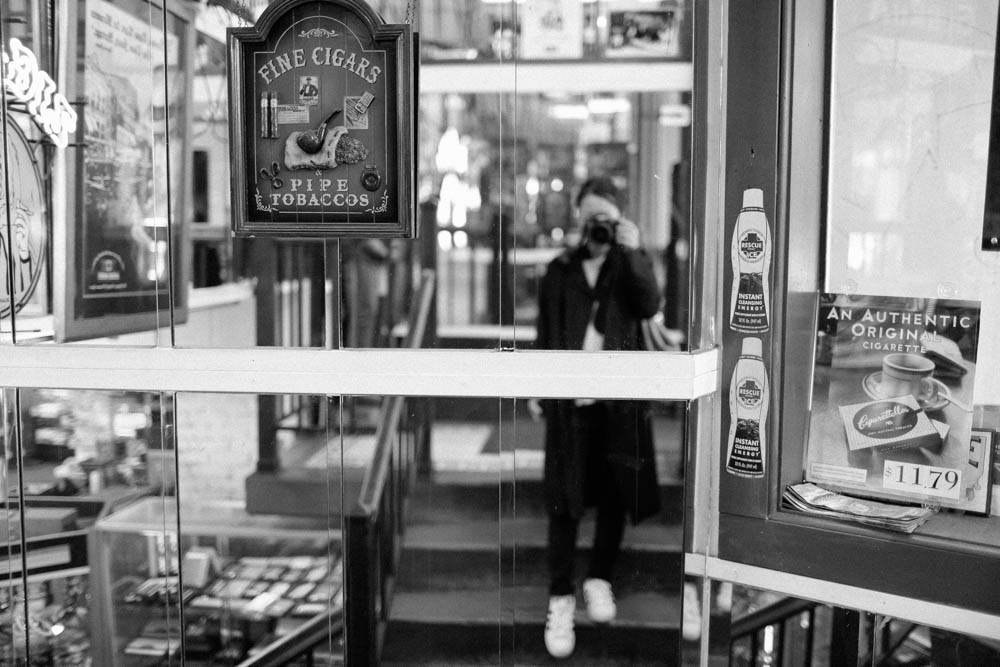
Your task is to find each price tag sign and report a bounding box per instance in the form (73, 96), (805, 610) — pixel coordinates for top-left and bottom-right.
(882, 460), (962, 500)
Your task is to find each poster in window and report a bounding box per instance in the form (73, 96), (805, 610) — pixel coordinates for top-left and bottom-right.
(606, 9), (682, 59)
(57, 0), (190, 341)
(520, 0), (583, 60)
(805, 293), (991, 514)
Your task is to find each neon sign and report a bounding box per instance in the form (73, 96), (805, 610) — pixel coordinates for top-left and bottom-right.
(1, 38), (77, 148)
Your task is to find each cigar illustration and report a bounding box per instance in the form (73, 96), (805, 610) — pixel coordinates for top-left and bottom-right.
(261, 92), (269, 139)
(269, 92), (279, 138)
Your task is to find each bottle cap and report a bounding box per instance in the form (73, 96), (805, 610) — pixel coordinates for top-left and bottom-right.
(742, 188), (763, 209)
(741, 337), (763, 357)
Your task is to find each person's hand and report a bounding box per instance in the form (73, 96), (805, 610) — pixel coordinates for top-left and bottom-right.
(615, 218), (640, 249)
(526, 398), (543, 421)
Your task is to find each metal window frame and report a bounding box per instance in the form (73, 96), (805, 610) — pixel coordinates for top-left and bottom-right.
(705, 0), (1000, 640)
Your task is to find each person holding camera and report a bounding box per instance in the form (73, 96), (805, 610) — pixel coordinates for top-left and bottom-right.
(529, 176), (661, 659)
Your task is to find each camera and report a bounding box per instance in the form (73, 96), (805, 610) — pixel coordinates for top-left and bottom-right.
(586, 213), (618, 245)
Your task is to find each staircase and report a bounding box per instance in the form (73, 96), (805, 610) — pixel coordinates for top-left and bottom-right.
(380, 414), (687, 666)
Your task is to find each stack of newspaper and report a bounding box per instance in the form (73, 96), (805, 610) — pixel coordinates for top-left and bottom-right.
(783, 483), (937, 533)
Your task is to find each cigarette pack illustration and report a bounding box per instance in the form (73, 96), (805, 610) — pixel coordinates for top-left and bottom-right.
(838, 396), (941, 453)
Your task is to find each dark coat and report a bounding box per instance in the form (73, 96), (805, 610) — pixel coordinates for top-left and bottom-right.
(535, 244), (662, 523)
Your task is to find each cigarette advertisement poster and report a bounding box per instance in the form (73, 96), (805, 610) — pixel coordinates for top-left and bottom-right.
(62, 0), (189, 340)
(806, 293), (991, 514)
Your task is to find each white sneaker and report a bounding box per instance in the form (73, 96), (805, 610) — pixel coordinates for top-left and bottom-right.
(582, 578), (616, 623)
(682, 581), (703, 641)
(544, 594), (576, 658)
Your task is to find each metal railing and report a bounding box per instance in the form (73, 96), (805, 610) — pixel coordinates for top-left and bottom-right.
(343, 269), (434, 665)
(241, 270), (435, 666)
(730, 596), (1000, 666)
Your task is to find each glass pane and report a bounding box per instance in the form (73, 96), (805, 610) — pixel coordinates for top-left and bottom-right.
(827, 1), (998, 300)
(0, 0), (53, 344)
(182, 1), (422, 351)
(0, 0), (188, 345)
(0, 0), (697, 350)
(9, 388), (171, 664)
(332, 393), (420, 664)
(416, 1), (689, 63)
(416, 1), (693, 351)
(418, 93), (504, 346)
(509, 91), (691, 352)
(0, 387), (25, 663)
(724, 584), (876, 666)
(173, 0), (695, 351)
(75, 390), (347, 665)
(381, 395), (686, 664)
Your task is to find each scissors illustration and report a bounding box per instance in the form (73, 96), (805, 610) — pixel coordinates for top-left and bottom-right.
(259, 161), (283, 188)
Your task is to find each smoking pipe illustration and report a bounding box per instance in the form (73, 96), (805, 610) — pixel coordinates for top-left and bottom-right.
(296, 108), (342, 154)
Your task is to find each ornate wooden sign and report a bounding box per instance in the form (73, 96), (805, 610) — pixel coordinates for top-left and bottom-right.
(228, 0), (413, 238)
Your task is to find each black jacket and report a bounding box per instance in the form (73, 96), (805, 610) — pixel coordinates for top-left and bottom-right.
(535, 244), (662, 522)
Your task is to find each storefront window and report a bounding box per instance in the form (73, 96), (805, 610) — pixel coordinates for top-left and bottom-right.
(801, 0), (1000, 537)
(0, 0), (710, 663)
(716, 0), (1000, 632)
(0, 388), (346, 664)
(182, 0), (693, 351)
(0, 0), (694, 352)
(379, 395), (687, 664)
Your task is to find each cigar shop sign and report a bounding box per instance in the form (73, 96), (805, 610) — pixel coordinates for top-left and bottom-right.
(228, 0), (413, 238)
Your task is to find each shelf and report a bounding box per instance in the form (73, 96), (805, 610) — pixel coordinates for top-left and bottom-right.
(96, 496), (339, 539)
(420, 60), (692, 94)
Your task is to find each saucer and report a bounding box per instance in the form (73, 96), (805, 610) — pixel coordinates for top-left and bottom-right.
(862, 371), (950, 411)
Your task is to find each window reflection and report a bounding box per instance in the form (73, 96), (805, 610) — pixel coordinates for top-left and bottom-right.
(177, 1), (693, 351)
(387, 397), (686, 663)
(0, 389), (687, 664)
(422, 90), (691, 347)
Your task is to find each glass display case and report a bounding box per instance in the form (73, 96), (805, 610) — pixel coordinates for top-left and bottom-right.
(0, 497), (99, 666)
(0, 573), (92, 665)
(88, 496), (342, 666)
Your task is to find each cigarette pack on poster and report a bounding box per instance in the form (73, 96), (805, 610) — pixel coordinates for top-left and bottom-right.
(839, 395), (941, 452)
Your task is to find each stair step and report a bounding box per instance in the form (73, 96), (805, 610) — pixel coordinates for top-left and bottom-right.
(382, 586), (680, 665)
(397, 520), (682, 593)
(409, 475), (685, 525)
(403, 516), (683, 551)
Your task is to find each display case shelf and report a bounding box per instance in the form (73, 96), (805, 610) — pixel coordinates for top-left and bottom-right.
(90, 496), (342, 666)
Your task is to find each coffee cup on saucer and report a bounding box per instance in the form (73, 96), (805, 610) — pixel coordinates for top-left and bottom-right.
(880, 352), (937, 402)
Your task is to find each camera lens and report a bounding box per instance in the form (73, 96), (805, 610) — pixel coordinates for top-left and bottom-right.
(587, 214), (616, 244)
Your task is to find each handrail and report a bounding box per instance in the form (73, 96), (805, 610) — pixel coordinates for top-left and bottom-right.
(403, 268), (436, 350)
(237, 606), (344, 666)
(238, 269), (435, 666)
(354, 269), (435, 516)
(730, 596), (818, 639)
